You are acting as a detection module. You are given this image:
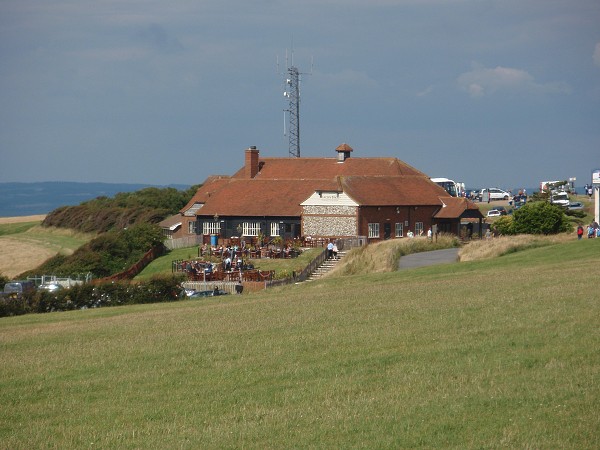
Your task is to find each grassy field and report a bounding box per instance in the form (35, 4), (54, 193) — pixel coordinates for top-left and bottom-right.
(1, 237), (598, 448)
(0, 217), (94, 278)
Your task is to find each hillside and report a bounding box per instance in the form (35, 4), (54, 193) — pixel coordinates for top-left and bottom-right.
(1, 238), (598, 448)
(0, 216), (94, 278)
(0, 182), (190, 217)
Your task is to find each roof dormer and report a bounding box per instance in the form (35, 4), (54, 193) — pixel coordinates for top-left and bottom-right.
(336, 143), (353, 162)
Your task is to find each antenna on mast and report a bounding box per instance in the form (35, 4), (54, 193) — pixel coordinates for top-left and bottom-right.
(278, 46), (312, 158)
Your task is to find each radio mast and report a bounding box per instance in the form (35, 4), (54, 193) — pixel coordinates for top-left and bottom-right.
(281, 50), (311, 158)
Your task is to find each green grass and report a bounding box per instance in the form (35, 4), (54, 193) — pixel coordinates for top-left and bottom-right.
(1, 239), (599, 448)
(0, 221), (40, 236)
(1, 224), (93, 254)
(20, 226), (93, 252)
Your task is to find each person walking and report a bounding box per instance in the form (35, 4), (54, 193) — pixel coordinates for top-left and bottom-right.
(327, 241), (334, 259)
(577, 225), (584, 240)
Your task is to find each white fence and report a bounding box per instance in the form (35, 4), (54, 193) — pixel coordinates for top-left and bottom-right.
(27, 274), (90, 288)
(165, 235), (203, 250)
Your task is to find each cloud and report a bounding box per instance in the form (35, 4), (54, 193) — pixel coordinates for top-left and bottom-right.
(416, 86), (434, 97)
(457, 64), (571, 97)
(594, 42), (600, 67)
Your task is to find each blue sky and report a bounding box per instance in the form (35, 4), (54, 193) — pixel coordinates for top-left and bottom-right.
(1, 0), (599, 192)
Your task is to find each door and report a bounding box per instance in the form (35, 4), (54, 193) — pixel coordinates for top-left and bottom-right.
(384, 223), (391, 239)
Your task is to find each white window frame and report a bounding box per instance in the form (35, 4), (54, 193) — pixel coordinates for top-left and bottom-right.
(203, 222), (221, 235)
(188, 221), (197, 234)
(243, 222), (261, 237)
(270, 222), (280, 237)
(395, 222), (403, 237)
(415, 222), (424, 236)
(368, 223), (380, 238)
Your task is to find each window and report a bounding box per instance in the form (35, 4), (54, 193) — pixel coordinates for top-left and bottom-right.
(368, 223), (380, 238)
(243, 222), (261, 236)
(395, 222), (403, 237)
(203, 222), (220, 235)
(270, 222), (280, 237)
(188, 221), (197, 234)
(415, 222), (424, 236)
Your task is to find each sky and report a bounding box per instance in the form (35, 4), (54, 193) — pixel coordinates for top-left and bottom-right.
(1, 0), (599, 192)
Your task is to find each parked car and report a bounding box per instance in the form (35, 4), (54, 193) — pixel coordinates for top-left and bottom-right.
(188, 289), (229, 298)
(2, 280), (36, 298)
(568, 202), (584, 210)
(479, 188), (511, 201)
(492, 206), (508, 215)
(38, 283), (63, 292)
(487, 209), (501, 217)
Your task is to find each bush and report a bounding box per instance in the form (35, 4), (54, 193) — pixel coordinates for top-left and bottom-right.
(0, 275), (186, 317)
(511, 201), (572, 235)
(492, 216), (515, 236)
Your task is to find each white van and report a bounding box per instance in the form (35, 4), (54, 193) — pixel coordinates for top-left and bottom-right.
(550, 191), (570, 208)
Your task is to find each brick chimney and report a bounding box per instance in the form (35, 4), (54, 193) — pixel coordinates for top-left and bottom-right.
(245, 146), (260, 178)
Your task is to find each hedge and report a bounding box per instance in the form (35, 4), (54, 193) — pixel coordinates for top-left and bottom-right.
(0, 275), (186, 317)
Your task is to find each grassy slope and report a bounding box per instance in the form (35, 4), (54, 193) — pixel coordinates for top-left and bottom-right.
(0, 222), (94, 278)
(1, 238), (599, 448)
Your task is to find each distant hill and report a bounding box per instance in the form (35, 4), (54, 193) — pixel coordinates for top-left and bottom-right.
(0, 182), (191, 217)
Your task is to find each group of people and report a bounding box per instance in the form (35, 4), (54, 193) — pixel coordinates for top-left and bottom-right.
(185, 260), (214, 279)
(577, 221), (600, 239)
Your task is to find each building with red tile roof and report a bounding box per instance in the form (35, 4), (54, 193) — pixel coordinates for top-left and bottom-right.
(161, 144), (483, 245)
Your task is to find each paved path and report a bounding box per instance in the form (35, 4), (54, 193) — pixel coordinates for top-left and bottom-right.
(398, 248), (460, 270)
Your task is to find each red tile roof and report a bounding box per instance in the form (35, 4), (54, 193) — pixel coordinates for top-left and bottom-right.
(231, 156), (425, 180)
(342, 176), (449, 206)
(193, 179), (339, 217)
(434, 197), (483, 219)
(183, 147), (477, 220)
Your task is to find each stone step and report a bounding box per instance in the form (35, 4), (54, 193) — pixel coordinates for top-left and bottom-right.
(305, 252), (347, 281)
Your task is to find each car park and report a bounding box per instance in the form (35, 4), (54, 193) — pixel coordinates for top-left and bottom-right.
(479, 188), (511, 201)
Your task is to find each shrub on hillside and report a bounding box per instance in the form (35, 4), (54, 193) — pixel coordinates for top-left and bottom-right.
(42, 185), (200, 233)
(511, 201), (571, 235)
(21, 223), (165, 279)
